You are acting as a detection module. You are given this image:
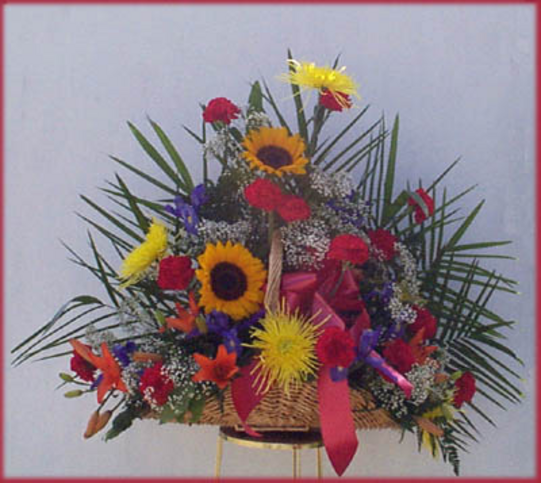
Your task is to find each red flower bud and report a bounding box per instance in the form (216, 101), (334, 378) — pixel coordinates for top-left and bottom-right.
(319, 90), (352, 112)
(453, 371), (476, 408)
(244, 178), (283, 212)
(383, 339), (415, 374)
(327, 234), (369, 265)
(139, 362), (174, 406)
(316, 327), (356, 368)
(202, 97), (241, 125)
(368, 228), (397, 261)
(70, 346), (96, 382)
(157, 256), (194, 291)
(277, 195), (311, 223)
(408, 306), (438, 340)
(408, 188), (435, 224)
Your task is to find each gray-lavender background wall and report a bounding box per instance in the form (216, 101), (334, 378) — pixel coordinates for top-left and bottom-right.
(4, 4), (535, 477)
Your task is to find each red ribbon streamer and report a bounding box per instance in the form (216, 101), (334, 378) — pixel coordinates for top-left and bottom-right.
(318, 365), (359, 476)
(231, 361), (265, 437)
(231, 267), (412, 475)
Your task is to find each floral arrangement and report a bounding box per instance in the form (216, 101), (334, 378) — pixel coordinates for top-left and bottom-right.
(14, 52), (523, 477)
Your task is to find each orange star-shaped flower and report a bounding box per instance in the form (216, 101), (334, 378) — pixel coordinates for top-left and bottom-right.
(70, 339), (127, 403)
(192, 345), (239, 389)
(166, 291), (199, 333)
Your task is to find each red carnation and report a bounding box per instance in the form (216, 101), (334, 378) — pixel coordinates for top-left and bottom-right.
(316, 327), (356, 368)
(319, 90), (352, 112)
(327, 234), (369, 265)
(70, 347), (96, 382)
(368, 229), (397, 261)
(202, 97), (241, 125)
(157, 256), (194, 291)
(139, 362), (174, 406)
(277, 195), (311, 223)
(453, 371), (477, 408)
(408, 188), (435, 224)
(383, 339), (416, 374)
(244, 178), (283, 212)
(408, 306), (438, 340)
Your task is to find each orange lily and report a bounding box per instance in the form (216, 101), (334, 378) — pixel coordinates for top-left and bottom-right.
(192, 345), (239, 389)
(69, 339), (127, 403)
(409, 328), (438, 365)
(166, 291), (199, 333)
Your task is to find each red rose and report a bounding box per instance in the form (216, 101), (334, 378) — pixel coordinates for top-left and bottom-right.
(327, 234), (369, 265)
(70, 347), (96, 382)
(319, 89), (352, 112)
(244, 178), (283, 212)
(408, 306), (438, 340)
(408, 188), (435, 224)
(453, 371), (476, 408)
(383, 339), (415, 374)
(277, 195), (311, 223)
(202, 97), (241, 125)
(316, 327), (356, 368)
(139, 362), (174, 406)
(368, 228), (397, 261)
(157, 256), (194, 291)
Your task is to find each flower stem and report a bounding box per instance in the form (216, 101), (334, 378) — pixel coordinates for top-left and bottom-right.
(97, 390), (114, 411)
(308, 104), (326, 157)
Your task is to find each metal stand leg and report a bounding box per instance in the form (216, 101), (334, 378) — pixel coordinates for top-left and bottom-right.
(215, 433), (223, 479)
(316, 447), (322, 478)
(292, 448), (300, 478)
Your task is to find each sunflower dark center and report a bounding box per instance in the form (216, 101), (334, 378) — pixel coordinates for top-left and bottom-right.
(256, 145), (293, 169)
(210, 262), (248, 301)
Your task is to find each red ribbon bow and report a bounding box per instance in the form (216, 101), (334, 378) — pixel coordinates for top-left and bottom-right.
(232, 264), (413, 476)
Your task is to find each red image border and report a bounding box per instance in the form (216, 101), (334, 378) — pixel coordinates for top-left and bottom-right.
(0, 1), (537, 481)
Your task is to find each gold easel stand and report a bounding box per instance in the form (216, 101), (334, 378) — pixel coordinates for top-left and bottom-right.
(215, 426), (324, 478)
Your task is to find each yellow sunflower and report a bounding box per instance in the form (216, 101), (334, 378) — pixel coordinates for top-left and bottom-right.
(119, 219), (168, 288)
(283, 59), (360, 98)
(196, 241), (266, 321)
(242, 126), (309, 177)
(246, 304), (322, 395)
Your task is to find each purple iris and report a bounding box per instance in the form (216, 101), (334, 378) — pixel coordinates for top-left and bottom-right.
(357, 327), (382, 361)
(164, 195), (186, 218)
(112, 341), (137, 367)
(380, 282), (394, 304)
(165, 185), (207, 236)
(330, 366), (349, 382)
(190, 184), (208, 209)
(205, 311), (243, 356)
(239, 309), (265, 331)
(165, 196), (199, 235)
(222, 330), (243, 355)
(206, 311), (230, 333)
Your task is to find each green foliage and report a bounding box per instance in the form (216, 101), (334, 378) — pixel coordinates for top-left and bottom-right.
(105, 405), (142, 441)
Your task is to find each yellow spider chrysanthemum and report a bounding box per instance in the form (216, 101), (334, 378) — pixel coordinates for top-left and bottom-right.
(119, 219), (168, 288)
(196, 241), (266, 321)
(283, 59), (360, 106)
(242, 126), (309, 177)
(246, 304), (322, 395)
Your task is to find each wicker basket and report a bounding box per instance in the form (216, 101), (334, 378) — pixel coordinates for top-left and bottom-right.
(188, 229), (397, 432)
(194, 382), (397, 431)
